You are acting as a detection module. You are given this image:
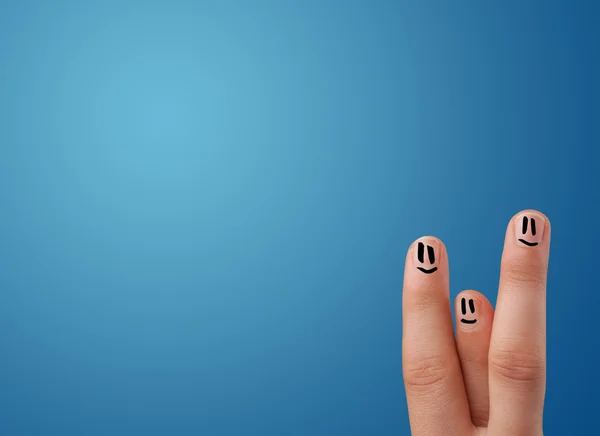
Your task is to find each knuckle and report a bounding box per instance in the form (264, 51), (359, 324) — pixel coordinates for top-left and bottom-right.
(489, 347), (545, 385)
(403, 354), (451, 391)
(405, 288), (449, 313)
(502, 259), (547, 288)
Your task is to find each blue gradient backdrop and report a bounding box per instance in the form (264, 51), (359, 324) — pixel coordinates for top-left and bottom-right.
(0, 1), (598, 435)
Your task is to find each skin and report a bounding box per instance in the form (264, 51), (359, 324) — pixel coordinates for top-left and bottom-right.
(402, 210), (550, 436)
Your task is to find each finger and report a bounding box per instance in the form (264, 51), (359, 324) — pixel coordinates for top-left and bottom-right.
(488, 210), (550, 435)
(402, 237), (473, 436)
(454, 290), (494, 427)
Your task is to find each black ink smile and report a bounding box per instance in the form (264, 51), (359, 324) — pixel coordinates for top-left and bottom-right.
(518, 239), (538, 247)
(460, 319), (477, 324)
(417, 267), (438, 274)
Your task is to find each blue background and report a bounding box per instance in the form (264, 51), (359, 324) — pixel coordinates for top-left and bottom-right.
(0, 0), (598, 434)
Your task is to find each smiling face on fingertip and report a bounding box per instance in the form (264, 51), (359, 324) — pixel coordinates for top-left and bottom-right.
(415, 241), (438, 274)
(459, 297), (477, 324)
(515, 213), (546, 247)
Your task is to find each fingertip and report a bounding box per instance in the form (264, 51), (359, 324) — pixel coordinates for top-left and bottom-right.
(509, 209), (551, 249)
(455, 290), (492, 307)
(510, 209), (550, 227)
(402, 235), (451, 334)
(455, 290), (493, 332)
(406, 235), (446, 271)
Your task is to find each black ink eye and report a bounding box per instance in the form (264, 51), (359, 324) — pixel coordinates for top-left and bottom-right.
(417, 242), (424, 263)
(427, 245), (435, 264)
(522, 216), (528, 234)
(531, 218), (536, 236)
(469, 299), (475, 314)
(461, 298), (467, 315)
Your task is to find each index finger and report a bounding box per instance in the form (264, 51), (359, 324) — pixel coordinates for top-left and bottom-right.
(402, 237), (472, 436)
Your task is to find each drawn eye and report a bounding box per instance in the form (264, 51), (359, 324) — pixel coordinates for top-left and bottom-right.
(522, 217), (537, 236)
(417, 242), (424, 263)
(427, 245), (435, 264)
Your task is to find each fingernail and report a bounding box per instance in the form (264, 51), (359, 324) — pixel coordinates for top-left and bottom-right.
(457, 295), (479, 329)
(414, 237), (439, 274)
(514, 212), (546, 247)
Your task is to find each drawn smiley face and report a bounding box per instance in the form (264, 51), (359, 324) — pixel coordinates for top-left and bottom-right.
(459, 297), (476, 324)
(416, 241), (437, 274)
(516, 213), (546, 247)
(518, 215), (539, 246)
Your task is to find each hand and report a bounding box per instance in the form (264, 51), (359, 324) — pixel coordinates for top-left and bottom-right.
(402, 210), (549, 436)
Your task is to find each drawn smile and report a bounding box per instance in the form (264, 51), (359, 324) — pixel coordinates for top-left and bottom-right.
(460, 319), (477, 324)
(417, 267), (438, 274)
(518, 239), (538, 247)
